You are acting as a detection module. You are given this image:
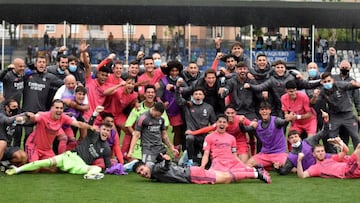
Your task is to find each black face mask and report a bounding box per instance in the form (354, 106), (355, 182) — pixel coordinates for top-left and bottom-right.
(9, 108), (18, 116)
(340, 69), (349, 75)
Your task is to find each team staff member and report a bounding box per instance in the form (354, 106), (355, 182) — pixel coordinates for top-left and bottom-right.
(22, 56), (64, 146)
(0, 99), (32, 167)
(311, 72), (360, 153)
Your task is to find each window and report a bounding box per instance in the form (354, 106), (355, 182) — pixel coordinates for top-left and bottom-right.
(22, 24), (35, 30)
(70, 24), (79, 34)
(88, 25), (101, 31)
(211, 26), (224, 38)
(45, 24), (56, 33)
(122, 24), (135, 35)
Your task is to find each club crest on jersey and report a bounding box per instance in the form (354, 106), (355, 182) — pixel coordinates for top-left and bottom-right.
(202, 109), (208, 117)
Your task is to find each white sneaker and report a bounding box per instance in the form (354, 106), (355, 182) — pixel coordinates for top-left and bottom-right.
(124, 160), (139, 172)
(83, 173), (104, 180)
(178, 150), (188, 166)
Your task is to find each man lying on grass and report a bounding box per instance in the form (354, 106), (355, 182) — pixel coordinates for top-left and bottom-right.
(297, 137), (360, 179)
(133, 153), (271, 184)
(5, 107), (112, 180)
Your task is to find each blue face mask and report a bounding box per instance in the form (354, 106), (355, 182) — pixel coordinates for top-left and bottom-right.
(191, 96), (203, 105)
(57, 68), (65, 74)
(154, 59), (161, 68)
(69, 65), (77, 72)
(308, 69), (317, 78)
(323, 82), (333, 90)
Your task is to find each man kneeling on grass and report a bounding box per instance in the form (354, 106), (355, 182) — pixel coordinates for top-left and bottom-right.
(133, 153), (271, 184)
(297, 137), (360, 179)
(5, 121), (112, 180)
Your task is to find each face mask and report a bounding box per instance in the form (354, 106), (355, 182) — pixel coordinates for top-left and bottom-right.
(323, 82), (333, 90)
(57, 68), (65, 74)
(292, 141), (301, 148)
(191, 96), (203, 105)
(154, 59), (161, 68)
(9, 108), (18, 116)
(340, 69), (349, 75)
(308, 69), (317, 78)
(69, 65), (77, 72)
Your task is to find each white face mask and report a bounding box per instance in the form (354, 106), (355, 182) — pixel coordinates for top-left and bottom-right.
(292, 141), (301, 148)
(191, 96), (203, 105)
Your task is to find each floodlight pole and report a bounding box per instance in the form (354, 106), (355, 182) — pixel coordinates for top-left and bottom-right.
(125, 22), (129, 65)
(1, 20), (5, 70)
(311, 24), (315, 62)
(188, 23), (191, 63)
(250, 24), (253, 67)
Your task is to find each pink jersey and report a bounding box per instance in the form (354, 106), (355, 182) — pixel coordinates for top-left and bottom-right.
(203, 131), (246, 171)
(103, 87), (138, 124)
(281, 91), (316, 126)
(306, 154), (360, 179)
(106, 74), (124, 85)
(137, 68), (164, 95)
(32, 111), (73, 150)
(84, 76), (111, 120)
(227, 115), (251, 144)
(203, 131), (236, 160)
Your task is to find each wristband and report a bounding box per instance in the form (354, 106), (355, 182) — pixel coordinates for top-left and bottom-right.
(92, 111), (99, 117)
(297, 115), (301, 120)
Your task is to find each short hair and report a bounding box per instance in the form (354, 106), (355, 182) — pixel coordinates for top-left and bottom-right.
(312, 144), (324, 152)
(321, 72), (332, 80)
(188, 61), (197, 65)
(272, 60), (287, 67)
(231, 41), (243, 49)
(193, 87), (205, 95)
(125, 76), (136, 82)
(52, 99), (64, 106)
(225, 104), (237, 111)
(144, 84), (156, 92)
(114, 60), (123, 65)
(153, 102), (165, 114)
(57, 54), (68, 62)
(259, 101), (272, 109)
(75, 85), (87, 94)
(143, 56), (153, 61)
(133, 160), (146, 172)
(4, 98), (17, 107)
(101, 122), (113, 129)
(204, 68), (216, 77)
(36, 56), (46, 62)
(216, 113), (228, 121)
(101, 112), (114, 120)
(285, 80), (297, 89)
(236, 61), (248, 68)
(288, 130), (299, 137)
(129, 60), (139, 66)
(256, 53), (267, 60)
(67, 55), (78, 62)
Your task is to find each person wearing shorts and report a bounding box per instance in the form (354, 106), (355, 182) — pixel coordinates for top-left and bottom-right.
(298, 137), (360, 179)
(133, 153), (271, 184)
(244, 102), (288, 169)
(281, 80), (317, 138)
(6, 122), (112, 180)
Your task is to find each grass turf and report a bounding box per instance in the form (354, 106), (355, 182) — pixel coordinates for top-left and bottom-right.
(1, 171), (360, 203)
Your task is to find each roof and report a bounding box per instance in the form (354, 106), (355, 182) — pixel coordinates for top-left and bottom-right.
(1, 0), (360, 28)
